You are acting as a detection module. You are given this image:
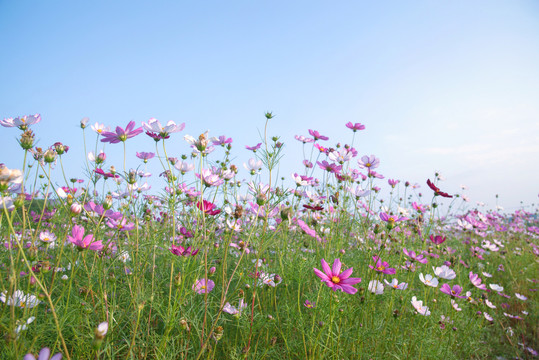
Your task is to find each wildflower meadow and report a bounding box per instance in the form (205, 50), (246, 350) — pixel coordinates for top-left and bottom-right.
(0, 114), (537, 359)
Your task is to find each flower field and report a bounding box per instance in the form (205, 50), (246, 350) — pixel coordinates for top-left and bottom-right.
(0, 114), (537, 359)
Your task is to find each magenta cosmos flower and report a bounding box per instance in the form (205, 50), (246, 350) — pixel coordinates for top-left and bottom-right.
(197, 200), (221, 216)
(313, 258), (362, 294)
(68, 225), (103, 251)
(100, 121), (143, 144)
(170, 244), (199, 257)
(368, 256), (396, 275)
(427, 179), (452, 198)
(440, 283), (466, 298)
(345, 122), (365, 132)
(193, 279), (215, 294)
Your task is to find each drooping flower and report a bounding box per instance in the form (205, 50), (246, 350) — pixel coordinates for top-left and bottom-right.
(433, 265), (456, 280)
(419, 273), (439, 287)
(67, 225), (103, 251)
(193, 279), (215, 294)
(426, 179), (452, 198)
(313, 258), (362, 294)
(100, 121), (143, 144)
(23, 347), (62, 360)
(369, 256), (396, 275)
(440, 284), (466, 298)
(411, 296), (431, 316)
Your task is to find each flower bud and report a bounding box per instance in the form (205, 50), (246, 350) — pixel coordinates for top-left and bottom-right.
(19, 130), (35, 150)
(43, 149), (57, 164)
(71, 203), (82, 215)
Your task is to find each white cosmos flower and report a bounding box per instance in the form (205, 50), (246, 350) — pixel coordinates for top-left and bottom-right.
(15, 316), (35, 335)
(433, 265), (456, 280)
(485, 299), (496, 309)
(411, 296), (431, 316)
(515, 293), (527, 301)
(368, 280), (384, 295)
(0, 290), (40, 308)
(419, 273), (439, 287)
(96, 322), (109, 337)
(482, 272), (492, 278)
(489, 284), (504, 292)
(483, 312), (493, 322)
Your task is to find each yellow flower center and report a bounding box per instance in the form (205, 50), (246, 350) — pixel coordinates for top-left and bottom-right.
(377, 266), (385, 271)
(331, 276), (340, 284)
(366, 163), (371, 167)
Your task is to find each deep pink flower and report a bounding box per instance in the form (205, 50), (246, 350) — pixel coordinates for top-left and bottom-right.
(170, 244), (199, 257)
(345, 122), (365, 132)
(313, 258), (361, 294)
(67, 225), (103, 251)
(197, 200), (221, 216)
(100, 121), (143, 144)
(429, 234), (446, 245)
(427, 179), (452, 198)
(368, 256), (396, 275)
(440, 283), (466, 298)
(308, 129), (329, 141)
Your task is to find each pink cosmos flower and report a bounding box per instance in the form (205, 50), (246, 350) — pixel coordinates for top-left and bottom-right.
(440, 283), (466, 298)
(469, 271), (487, 290)
(379, 212), (408, 223)
(313, 258), (362, 294)
(100, 121), (143, 144)
(106, 217), (135, 232)
(142, 118), (185, 139)
(68, 225), (103, 251)
(357, 155), (380, 169)
(308, 129), (329, 141)
(136, 152), (155, 163)
(345, 122), (365, 132)
(1, 114), (41, 129)
(212, 135), (233, 146)
(403, 248), (428, 264)
(388, 179), (399, 188)
(316, 160), (342, 174)
(193, 279), (214, 294)
(197, 200), (221, 216)
(368, 256), (396, 275)
(196, 168), (224, 187)
(295, 135), (314, 143)
(246, 143), (262, 152)
(170, 244), (199, 257)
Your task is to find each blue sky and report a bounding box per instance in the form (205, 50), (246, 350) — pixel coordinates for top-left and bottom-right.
(1, 1), (538, 211)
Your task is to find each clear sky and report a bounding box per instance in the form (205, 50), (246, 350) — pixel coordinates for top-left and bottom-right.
(1, 1), (538, 211)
